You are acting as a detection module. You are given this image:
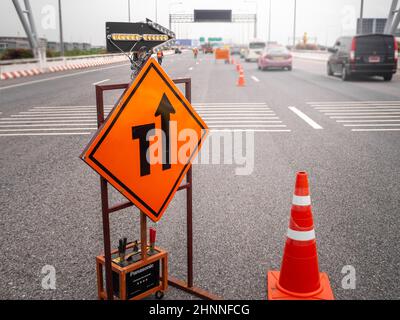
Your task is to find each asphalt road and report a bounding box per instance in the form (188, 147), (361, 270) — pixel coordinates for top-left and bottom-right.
(1, 51), (400, 300)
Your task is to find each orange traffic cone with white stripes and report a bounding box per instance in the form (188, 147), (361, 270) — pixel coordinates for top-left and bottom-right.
(267, 171), (334, 300)
(237, 71), (245, 87)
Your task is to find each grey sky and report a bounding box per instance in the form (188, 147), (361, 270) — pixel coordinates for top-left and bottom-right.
(0, 0), (393, 46)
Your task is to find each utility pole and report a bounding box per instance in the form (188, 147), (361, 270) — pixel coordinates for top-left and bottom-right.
(155, 0), (158, 22)
(292, 0), (297, 48)
(268, 0), (272, 43)
(58, 0), (64, 58)
(359, 0), (364, 34)
(128, 0), (131, 22)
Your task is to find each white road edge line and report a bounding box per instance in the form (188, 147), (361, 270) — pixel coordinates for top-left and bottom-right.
(288, 106), (323, 129)
(92, 79), (110, 86)
(0, 63), (129, 90)
(210, 129), (291, 132)
(351, 129), (400, 132)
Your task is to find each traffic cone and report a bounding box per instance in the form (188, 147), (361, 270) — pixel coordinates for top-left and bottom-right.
(236, 63), (241, 72)
(237, 72), (245, 87)
(267, 171), (334, 300)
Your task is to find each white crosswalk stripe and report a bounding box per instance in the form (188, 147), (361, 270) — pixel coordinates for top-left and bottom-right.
(308, 101), (400, 132)
(0, 103), (290, 136)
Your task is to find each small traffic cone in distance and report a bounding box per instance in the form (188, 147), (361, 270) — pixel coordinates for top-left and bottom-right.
(267, 171), (334, 300)
(237, 72), (245, 87)
(236, 63), (241, 72)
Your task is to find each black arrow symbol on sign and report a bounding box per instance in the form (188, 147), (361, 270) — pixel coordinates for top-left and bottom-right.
(155, 93), (176, 170)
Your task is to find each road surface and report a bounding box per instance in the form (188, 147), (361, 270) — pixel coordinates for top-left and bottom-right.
(1, 51), (399, 300)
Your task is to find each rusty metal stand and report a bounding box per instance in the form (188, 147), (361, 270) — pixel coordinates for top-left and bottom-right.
(94, 79), (220, 300)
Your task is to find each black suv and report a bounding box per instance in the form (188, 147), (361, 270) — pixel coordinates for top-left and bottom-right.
(327, 34), (398, 81)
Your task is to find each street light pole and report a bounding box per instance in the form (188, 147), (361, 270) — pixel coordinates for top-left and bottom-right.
(292, 0), (297, 48)
(245, 0), (258, 39)
(359, 0), (364, 34)
(169, 1), (182, 32)
(58, 0), (64, 58)
(155, 0), (158, 22)
(128, 0), (131, 22)
(268, 0), (272, 43)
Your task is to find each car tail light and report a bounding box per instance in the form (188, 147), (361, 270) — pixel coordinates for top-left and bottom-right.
(350, 37), (356, 63)
(394, 37), (398, 62)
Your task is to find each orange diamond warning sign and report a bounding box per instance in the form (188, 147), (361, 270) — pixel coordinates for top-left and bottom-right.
(80, 58), (208, 222)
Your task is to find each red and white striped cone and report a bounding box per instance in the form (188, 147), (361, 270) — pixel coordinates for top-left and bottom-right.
(267, 171), (334, 300)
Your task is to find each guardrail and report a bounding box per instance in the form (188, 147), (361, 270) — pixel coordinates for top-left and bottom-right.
(0, 53), (125, 66)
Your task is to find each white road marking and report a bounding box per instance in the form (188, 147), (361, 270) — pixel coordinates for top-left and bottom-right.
(351, 129), (400, 132)
(0, 123), (98, 127)
(0, 63), (129, 90)
(343, 124), (400, 127)
(251, 76), (260, 82)
(320, 109), (400, 113)
(315, 105), (400, 109)
(0, 103), (291, 136)
(0, 132), (91, 136)
(194, 106), (270, 109)
(202, 117), (279, 120)
(209, 124), (286, 128)
(325, 112), (400, 116)
(307, 101), (400, 105)
(288, 106), (323, 129)
(330, 115), (400, 119)
(0, 127), (96, 131)
(0, 120), (97, 124)
(10, 116), (97, 119)
(194, 102), (266, 105)
(33, 106), (113, 109)
(336, 119), (400, 122)
(210, 129), (291, 132)
(92, 79), (110, 86)
(205, 120), (282, 123)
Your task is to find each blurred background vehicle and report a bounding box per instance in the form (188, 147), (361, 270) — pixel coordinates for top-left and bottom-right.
(327, 34), (398, 81)
(201, 43), (213, 54)
(174, 47), (182, 54)
(257, 45), (292, 71)
(230, 45), (241, 55)
(244, 40), (266, 62)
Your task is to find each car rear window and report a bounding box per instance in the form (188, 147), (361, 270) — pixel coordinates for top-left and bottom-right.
(355, 35), (394, 54)
(266, 47), (289, 54)
(250, 42), (266, 49)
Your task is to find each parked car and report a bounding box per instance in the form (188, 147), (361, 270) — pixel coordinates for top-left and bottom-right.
(327, 34), (398, 81)
(174, 47), (182, 54)
(257, 46), (292, 71)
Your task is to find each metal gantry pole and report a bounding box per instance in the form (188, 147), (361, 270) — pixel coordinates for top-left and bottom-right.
(268, 0), (272, 43)
(128, 0), (131, 22)
(292, 0), (297, 48)
(359, 0), (364, 34)
(385, 0), (399, 34)
(58, 0), (64, 58)
(155, 0), (158, 22)
(12, 0), (36, 52)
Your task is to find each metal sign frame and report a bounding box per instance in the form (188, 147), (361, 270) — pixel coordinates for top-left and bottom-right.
(93, 79), (220, 300)
(169, 13), (257, 39)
